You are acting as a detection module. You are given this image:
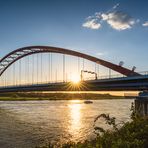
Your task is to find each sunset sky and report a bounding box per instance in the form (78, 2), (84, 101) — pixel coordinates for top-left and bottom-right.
(0, 0), (148, 72)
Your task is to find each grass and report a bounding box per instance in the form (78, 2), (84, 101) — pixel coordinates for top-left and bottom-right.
(0, 97), (45, 101)
(0, 92), (125, 101)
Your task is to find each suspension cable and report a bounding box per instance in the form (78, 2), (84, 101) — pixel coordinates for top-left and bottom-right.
(37, 54), (39, 84)
(51, 53), (52, 82)
(19, 59), (21, 85)
(97, 64), (99, 79)
(41, 53), (42, 83)
(78, 57), (80, 75)
(82, 58), (85, 80)
(49, 53), (50, 82)
(63, 54), (65, 82)
(13, 62), (15, 86)
(28, 56), (29, 84)
(33, 55), (35, 84)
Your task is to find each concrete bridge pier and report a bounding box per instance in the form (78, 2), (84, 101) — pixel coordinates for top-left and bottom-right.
(135, 91), (148, 116)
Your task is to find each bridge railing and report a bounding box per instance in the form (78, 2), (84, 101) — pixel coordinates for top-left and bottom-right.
(1, 71), (148, 88)
(139, 71), (148, 75)
(82, 71), (148, 81)
(84, 74), (125, 80)
(98, 71), (148, 79)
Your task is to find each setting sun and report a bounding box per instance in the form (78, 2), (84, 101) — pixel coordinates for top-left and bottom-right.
(70, 74), (81, 84)
(0, 0), (148, 147)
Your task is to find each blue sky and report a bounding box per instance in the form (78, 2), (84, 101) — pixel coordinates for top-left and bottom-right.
(0, 0), (148, 72)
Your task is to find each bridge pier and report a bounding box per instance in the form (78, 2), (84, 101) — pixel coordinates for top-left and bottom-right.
(135, 91), (148, 116)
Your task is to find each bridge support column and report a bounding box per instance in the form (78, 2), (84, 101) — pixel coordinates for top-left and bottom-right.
(135, 91), (148, 117)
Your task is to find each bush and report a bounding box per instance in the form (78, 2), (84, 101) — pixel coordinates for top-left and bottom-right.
(38, 104), (148, 148)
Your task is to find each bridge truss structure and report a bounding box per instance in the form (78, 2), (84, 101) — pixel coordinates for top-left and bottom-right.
(0, 46), (140, 78)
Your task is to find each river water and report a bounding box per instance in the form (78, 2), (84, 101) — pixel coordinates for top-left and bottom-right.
(0, 99), (134, 148)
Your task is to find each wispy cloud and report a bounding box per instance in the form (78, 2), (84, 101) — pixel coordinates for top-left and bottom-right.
(113, 3), (120, 9)
(96, 51), (107, 56)
(82, 19), (101, 29)
(142, 21), (148, 27)
(82, 3), (137, 31)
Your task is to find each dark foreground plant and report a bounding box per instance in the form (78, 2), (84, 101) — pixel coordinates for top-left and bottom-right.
(37, 103), (148, 148)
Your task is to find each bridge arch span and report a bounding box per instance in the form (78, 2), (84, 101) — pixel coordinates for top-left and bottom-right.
(0, 46), (140, 77)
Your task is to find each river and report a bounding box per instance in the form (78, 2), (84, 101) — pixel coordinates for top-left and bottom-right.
(0, 99), (134, 148)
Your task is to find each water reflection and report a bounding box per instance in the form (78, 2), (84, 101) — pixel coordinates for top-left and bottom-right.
(0, 99), (133, 148)
(68, 100), (82, 140)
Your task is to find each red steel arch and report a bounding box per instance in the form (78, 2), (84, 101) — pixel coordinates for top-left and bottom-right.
(0, 46), (141, 77)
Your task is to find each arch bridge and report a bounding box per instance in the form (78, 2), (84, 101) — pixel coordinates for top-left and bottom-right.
(0, 46), (148, 92)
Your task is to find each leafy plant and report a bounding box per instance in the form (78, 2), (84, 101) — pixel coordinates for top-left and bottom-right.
(38, 103), (148, 148)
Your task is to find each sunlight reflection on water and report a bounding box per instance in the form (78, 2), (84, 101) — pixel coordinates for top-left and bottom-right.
(68, 101), (82, 138)
(0, 99), (134, 148)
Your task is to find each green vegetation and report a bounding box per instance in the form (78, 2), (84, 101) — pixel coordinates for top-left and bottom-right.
(58, 118), (148, 148)
(38, 104), (148, 148)
(0, 92), (124, 101)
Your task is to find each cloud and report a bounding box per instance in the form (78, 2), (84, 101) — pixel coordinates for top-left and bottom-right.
(82, 3), (137, 31)
(96, 52), (107, 56)
(82, 19), (101, 29)
(142, 21), (148, 27)
(113, 3), (120, 9)
(101, 11), (135, 30)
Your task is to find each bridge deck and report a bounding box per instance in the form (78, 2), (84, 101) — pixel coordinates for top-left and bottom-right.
(0, 75), (148, 92)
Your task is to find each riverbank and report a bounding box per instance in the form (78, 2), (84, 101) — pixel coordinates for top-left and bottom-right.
(63, 118), (148, 148)
(39, 114), (148, 148)
(0, 92), (125, 101)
